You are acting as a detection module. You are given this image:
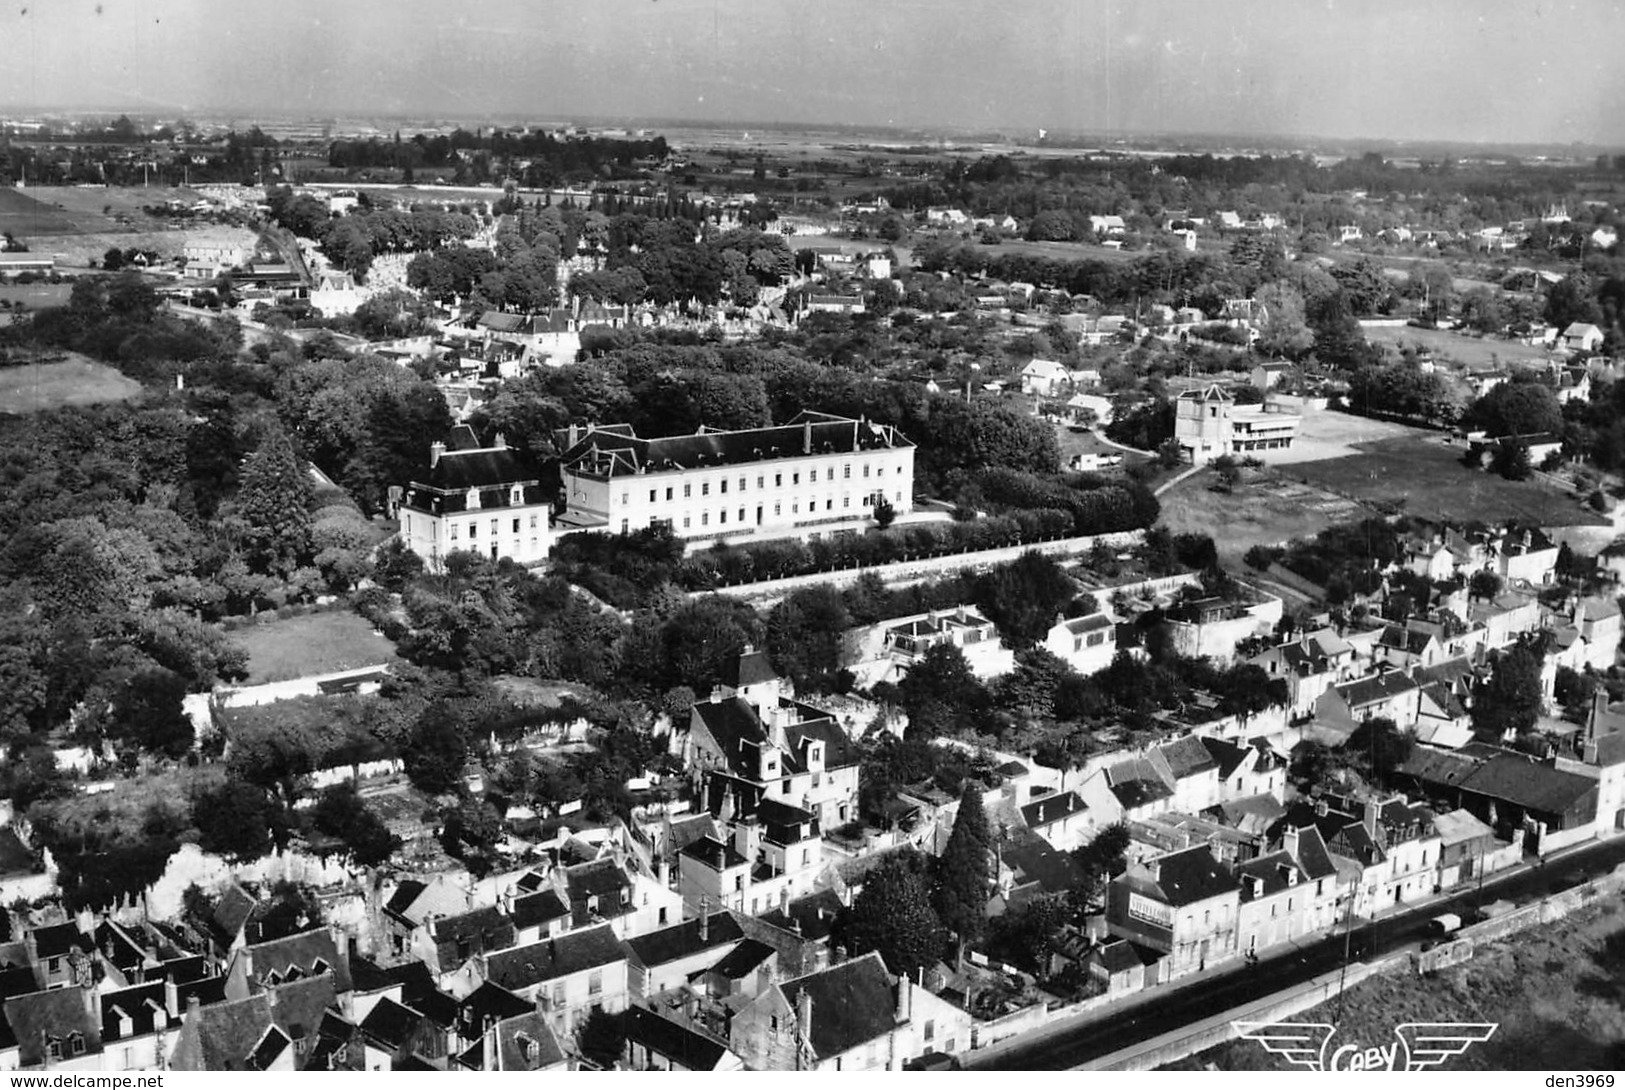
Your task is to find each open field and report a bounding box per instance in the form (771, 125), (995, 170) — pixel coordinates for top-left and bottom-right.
(1363, 323), (1553, 368)
(1170, 899), (1625, 1071)
(1285, 432), (1605, 527)
(0, 356), (143, 414)
(1157, 467), (1366, 567)
(1273, 405), (1434, 464)
(227, 610), (401, 684)
(0, 187), (93, 236)
(0, 283), (72, 309)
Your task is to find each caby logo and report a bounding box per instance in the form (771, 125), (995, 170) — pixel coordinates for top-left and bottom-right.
(1231, 1020), (1498, 1071)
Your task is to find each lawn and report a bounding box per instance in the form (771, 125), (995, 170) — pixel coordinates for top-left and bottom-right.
(0, 187), (93, 236)
(1273, 405), (1435, 465)
(228, 610), (401, 685)
(1157, 467), (1366, 569)
(1363, 324), (1552, 369)
(1168, 899), (1625, 1071)
(0, 356), (143, 414)
(1285, 433), (1606, 527)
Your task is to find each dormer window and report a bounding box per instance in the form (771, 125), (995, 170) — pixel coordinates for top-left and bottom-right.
(511, 486), (523, 505)
(311, 958), (329, 977)
(467, 487), (482, 510)
(517, 1034), (538, 1065)
(46, 1038), (62, 1061)
(69, 1032), (85, 1057)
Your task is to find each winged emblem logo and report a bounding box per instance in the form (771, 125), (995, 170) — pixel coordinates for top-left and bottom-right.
(1231, 1020), (1497, 1071)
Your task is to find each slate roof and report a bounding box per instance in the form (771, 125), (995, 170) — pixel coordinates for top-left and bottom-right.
(4, 987), (102, 1066)
(759, 889), (845, 942)
(414, 446), (542, 493)
(360, 997), (422, 1051)
(1127, 846), (1237, 907)
(30, 922), (90, 959)
(267, 973), (341, 1051)
(1160, 735), (1219, 779)
(1431, 808), (1495, 846)
(510, 890), (570, 931)
(483, 925), (627, 992)
(1095, 939), (1150, 975)
(242, 929), (351, 993)
(623, 1005), (732, 1069)
(692, 697), (856, 782)
(778, 952), (900, 1062)
(1020, 790), (1087, 828)
(1202, 737), (1251, 780)
(706, 939), (775, 981)
(664, 814), (720, 859)
(1459, 752), (1599, 817)
(625, 913), (744, 969)
(1001, 836), (1086, 894)
(458, 981), (532, 1038)
(430, 906), (515, 972)
(1395, 746), (1482, 787)
(1290, 825), (1339, 882)
(721, 649), (779, 690)
(101, 982), (171, 1042)
(1336, 671), (1420, 708)
(679, 836), (749, 872)
(560, 412), (913, 479)
(172, 993), (276, 1071)
(495, 1011), (566, 1071)
(566, 859), (632, 904)
(1109, 777), (1173, 810)
(1235, 850), (1306, 901)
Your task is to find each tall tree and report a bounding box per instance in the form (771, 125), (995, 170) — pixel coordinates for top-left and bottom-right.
(839, 850), (943, 978)
(933, 785), (993, 954)
(236, 431), (314, 577)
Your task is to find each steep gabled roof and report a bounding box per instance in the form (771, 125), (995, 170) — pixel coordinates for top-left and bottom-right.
(1202, 736), (1251, 780)
(1020, 790), (1087, 828)
(622, 1005), (732, 1069)
(483, 925), (627, 992)
(721, 649), (779, 690)
(510, 890), (570, 932)
(1459, 752), (1599, 816)
(1159, 735), (1219, 780)
(242, 929), (351, 994)
(624, 913), (744, 969)
(777, 951), (899, 1062)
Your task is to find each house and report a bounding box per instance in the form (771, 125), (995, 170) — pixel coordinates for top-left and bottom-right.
(1080, 937), (1163, 998)
(1173, 384), (1301, 464)
(1562, 322), (1605, 353)
(1249, 629), (1358, 718)
(453, 1009), (568, 1072)
(310, 270), (364, 316)
(1251, 361), (1294, 391)
(480, 924), (630, 1037)
(505, 888), (571, 946)
(1312, 671), (1423, 742)
(680, 649), (861, 832)
(25, 922), (94, 990)
(1089, 215), (1127, 237)
(1019, 358), (1071, 398)
(557, 411), (913, 546)
(1234, 826), (1342, 957)
(624, 911), (746, 999)
(1430, 808), (1501, 890)
(1042, 613), (1116, 676)
(1066, 392), (1117, 428)
(224, 928), (353, 1008)
(1572, 596), (1622, 671)
(1398, 746), (1600, 855)
(405, 906), (516, 993)
(383, 876), (474, 959)
(359, 997), (451, 1070)
(1374, 625), (1445, 672)
(1159, 588), (1284, 663)
(622, 1005), (744, 1071)
(1106, 846), (1241, 979)
(729, 951), (970, 1071)
(168, 993), (291, 1072)
(845, 606), (1016, 686)
(396, 426), (554, 574)
(1203, 737), (1290, 803)
(1019, 791), (1091, 851)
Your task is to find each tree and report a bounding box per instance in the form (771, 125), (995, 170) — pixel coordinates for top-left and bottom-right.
(1253, 281), (1314, 359)
(193, 780), (277, 860)
(1343, 716), (1414, 784)
(403, 704), (471, 796)
(1473, 640), (1545, 739)
(897, 643), (992, 740)
(974, 551), (1076, 648)
(1491, 439), (1532, 481)
(839, 850), (943, 978)
(236, 431), (314, 577)
(311, 782), (398, 868)
(933, 785), (993, 954)
(873, 496), (896, 529)
(1074, 822), (1130, 886)
(1468, 570), (1503, 600)
(1467, 380), (1562, 440)
(576, 1009), (625, 1070)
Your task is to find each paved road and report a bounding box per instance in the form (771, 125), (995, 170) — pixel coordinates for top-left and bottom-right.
(968, 834), (1625, 1070)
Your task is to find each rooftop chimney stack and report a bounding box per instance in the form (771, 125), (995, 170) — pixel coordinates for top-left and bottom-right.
(895, 975), (911, 1025)
(429, 441), (446, 468)
(797, 988), (814, 1037)
(802, 419), (812, 455)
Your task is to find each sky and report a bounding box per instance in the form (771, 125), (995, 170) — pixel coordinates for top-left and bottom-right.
(2, 0), (1623, 146)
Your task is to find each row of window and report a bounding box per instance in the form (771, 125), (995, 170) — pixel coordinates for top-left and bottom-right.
(622, 462), (907, 506)
(446, 515), (542, 541)
(621, 492), (904, 535)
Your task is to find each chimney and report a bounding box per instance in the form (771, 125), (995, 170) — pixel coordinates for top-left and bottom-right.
(894, 975), (911, 1025)
(796, 988), (813, 1037)
(429, 441), (446, 468)
(186, 993), (201, 1020)
(493, 431), (507, 450)
(699, 909), (709, 944)
(567, 423), (580, 449)
(656, 858), (670, 889)
(1314, 798), (1329, 818)
(802, 419), (812, 455)
(1363, 799), (1380, 840)
(1282, 826), (1300, 859)
(779, 885), (791, 913)
(164, 976), (179, 1019)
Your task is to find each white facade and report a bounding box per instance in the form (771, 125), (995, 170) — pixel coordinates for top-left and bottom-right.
(1174, 384), (1301, 464)
(559, 414), (914, 546)
(398, 437), (554, 573)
